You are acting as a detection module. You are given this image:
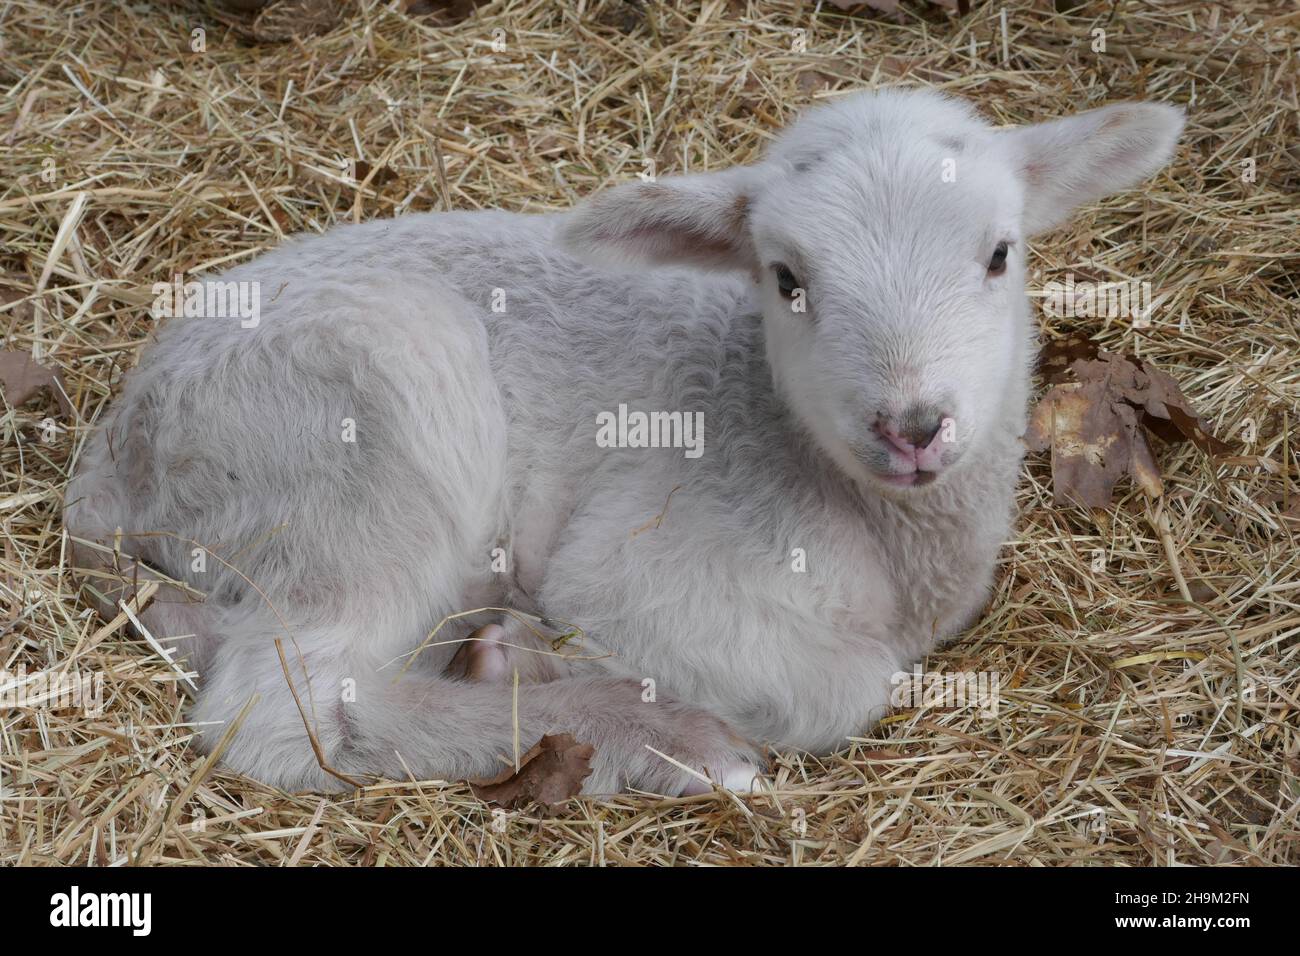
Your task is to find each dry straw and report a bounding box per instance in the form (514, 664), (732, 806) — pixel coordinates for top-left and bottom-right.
(1, 0), (1297, 866)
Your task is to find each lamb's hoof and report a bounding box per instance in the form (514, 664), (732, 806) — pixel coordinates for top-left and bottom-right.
(680, 761), (769, 796)
(448, 624), (509, 682)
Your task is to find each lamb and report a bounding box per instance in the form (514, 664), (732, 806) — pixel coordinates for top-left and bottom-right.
(64, 88), (1184, 794)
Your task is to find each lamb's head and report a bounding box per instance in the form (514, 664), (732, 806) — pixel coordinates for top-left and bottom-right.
(563, 88), (1184, 495)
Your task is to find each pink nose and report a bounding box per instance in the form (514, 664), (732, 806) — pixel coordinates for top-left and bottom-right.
(873, 405), (946, 457)
(879, 419), (943, 454)
(875, 405), (951, 471)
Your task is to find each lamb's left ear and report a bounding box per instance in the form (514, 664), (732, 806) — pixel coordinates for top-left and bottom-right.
(1004, 101), (1185, 234)
(561, 166), (763, 271)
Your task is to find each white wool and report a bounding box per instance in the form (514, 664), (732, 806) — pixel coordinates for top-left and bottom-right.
(66, 89), (1183, 793)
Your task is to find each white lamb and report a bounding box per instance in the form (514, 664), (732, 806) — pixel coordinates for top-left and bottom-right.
(65, 88), (1184, 794)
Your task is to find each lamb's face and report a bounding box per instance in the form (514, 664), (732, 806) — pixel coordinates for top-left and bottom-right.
(752, 110), (1028, 493)
(563, 88), (1184, 498)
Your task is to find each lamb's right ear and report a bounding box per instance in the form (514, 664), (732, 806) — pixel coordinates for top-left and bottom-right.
(561, 166), (763, 271)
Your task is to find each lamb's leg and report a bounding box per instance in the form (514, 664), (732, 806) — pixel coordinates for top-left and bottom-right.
(445, 624), (511, 682)
(444, 616), (586, 684)
(442, 618), (768, 793)
(192, 612), (766, 795)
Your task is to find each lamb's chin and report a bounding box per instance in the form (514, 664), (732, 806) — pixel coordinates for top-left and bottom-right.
(867, 474), (941, 500)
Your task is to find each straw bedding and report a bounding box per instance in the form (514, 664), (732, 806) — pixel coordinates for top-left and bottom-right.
(1, 0), (1297, 866)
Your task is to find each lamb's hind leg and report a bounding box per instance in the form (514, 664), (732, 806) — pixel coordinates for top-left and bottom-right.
(446, 624), (512, 682)
(445, 616), (574, 684)
(179, 598), (765, 795)
(443, 616), (768, 793)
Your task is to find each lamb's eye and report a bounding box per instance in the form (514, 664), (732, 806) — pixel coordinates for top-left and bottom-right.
(773, 263), (802, 299)
(987, 241), (1009, 276)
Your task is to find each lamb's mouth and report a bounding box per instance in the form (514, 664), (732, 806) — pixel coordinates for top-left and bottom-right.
(879, 469), (938, 488)
(848, 440), (946, 490)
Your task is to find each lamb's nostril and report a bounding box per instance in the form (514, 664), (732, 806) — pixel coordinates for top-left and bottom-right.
(904, 420), (942, 448)
(899, 404), (947, 450)
(876, 405), (951, 458)
(876, 419), (916, 453)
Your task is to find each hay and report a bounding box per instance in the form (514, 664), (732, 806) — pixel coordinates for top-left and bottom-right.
(1, 0), (1297, 866)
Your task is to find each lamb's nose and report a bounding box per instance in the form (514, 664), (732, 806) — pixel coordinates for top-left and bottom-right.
(879, 404), (947, 453)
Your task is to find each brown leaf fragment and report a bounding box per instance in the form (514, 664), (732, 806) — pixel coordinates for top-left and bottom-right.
(469, 733), (594, 808)
(1037, 334), (1100, 384)
(0, 286), (35, 326)
(1026, 381), (1161, 507)
(1027, 338), (1235, 506)
(0, 350), (73, 417)
(797, 70), (834, 94)
(352, 161), (397, 190)
(593, 0), (645, 33)
(1153, 402), (1236, 457)
(1185, 578), (1222, 604)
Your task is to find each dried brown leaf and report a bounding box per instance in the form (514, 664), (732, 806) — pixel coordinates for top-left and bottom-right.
(796, 70), (835, 94)
(0, 349), (73, 417)
(1027, 338), (1235, 507)
(0, 286), (35, 328)
(469, 733), (594, 808)
(1026, 380), (1162, 507)
(1037, 333), (1100, 384)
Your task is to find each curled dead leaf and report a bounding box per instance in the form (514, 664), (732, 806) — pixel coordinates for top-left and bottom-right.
(797, 70), (835, 94)
(1025, 379), (1163, 506)
(0, 349), (74, 417)
(469, 732), (594, 808)
(1026, 337), (1236, 507)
